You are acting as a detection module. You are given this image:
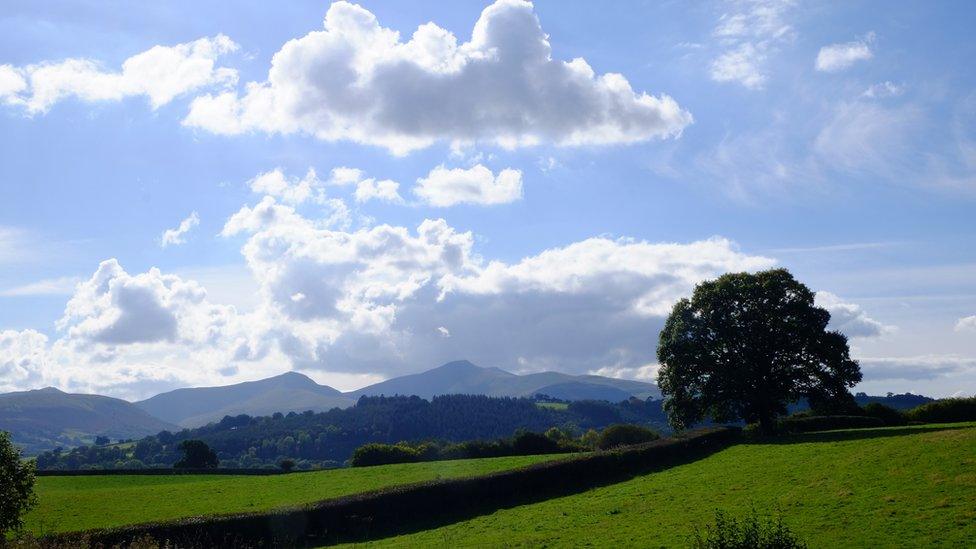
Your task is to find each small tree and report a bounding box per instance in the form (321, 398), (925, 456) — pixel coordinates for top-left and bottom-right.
(173, 440), (219, 469)
(1, 431), (37, 535)
(657, 269), (862, 434)
(94, 435), (111, 446)
(279, 459), (296, 472)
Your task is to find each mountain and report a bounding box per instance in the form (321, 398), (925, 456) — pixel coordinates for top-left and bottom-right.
(0, 387), (177, 455)
(348, 360), (661, 401)
(135, 372), (356, 427)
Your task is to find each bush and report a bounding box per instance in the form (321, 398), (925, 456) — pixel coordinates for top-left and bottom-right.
(1, 431), (37, 535)
(692, 508), (807, 549)
(775, 415), (883, 434)
(862, 403), (906, 426)
(904, 397), (976, 424)
(596, 424), (660, 450)
(350, 443), (419, 467)
(278, 459), (295, 472)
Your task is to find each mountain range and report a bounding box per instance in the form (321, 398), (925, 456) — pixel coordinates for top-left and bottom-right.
(0, 387), (177, 455)
(2, 360), (660, 452)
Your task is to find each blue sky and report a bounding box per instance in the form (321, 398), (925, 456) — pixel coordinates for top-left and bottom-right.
(1, 0), (974, 399)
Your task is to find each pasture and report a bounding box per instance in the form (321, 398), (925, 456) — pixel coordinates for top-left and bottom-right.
(24, 453), (564, 535)
(350, 422), (976, 547)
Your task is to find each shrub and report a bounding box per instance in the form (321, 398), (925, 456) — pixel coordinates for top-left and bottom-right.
(278, 459), (295, 472)
(775, 415), (883, 434)
(596, 424), (660, 450)
(862, 403), (906, 426)
(350, 443), (419, 467)
(692, 508), (807, 549)
(1, 431), (37, 535)
(904, 397), (976, 424)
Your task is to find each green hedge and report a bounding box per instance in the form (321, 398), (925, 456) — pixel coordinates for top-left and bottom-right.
(905, 397), (976, 424)
(776, 415), (885, 434)
(45, 427), (740, 548)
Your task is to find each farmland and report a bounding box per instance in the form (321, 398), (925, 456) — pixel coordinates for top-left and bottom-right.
(23, 453), (565, 535)
(349, 422), (976, 548)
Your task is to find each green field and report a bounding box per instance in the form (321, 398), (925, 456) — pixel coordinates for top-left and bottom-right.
(24, 453), (565, 535)
(348, 423), (976, 548)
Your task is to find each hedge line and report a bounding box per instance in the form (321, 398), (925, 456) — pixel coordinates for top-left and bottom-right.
(45, 427), (740, 548)
(777, 415), (885, 433)
(35, 468), (305, 477)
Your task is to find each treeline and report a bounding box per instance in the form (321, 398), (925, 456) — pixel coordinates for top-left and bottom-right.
(350, 423), (661, 466)
(34, 394), (669, 470)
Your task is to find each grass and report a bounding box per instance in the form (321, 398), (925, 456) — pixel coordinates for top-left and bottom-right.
(23, 453), (565, 535)
(346, 422), (976, 548)
(536, 402), (569, 411)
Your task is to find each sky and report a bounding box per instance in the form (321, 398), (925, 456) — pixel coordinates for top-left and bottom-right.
(1, 0), (974, 401)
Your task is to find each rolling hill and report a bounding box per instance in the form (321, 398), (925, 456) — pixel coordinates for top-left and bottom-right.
(349, 360), (660, 401)
(0, 387), (177, 455)
(134, 371), (356, 427)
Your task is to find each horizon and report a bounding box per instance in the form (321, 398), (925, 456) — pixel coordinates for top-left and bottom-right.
(2, 0), (975, 401)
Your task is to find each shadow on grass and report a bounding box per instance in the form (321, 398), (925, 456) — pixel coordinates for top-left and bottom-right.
(745, 423), (972, 446)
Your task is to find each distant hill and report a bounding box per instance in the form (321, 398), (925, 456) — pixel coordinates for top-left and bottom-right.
(0, 387), (177, 455)
(134, 372), (356, 427)
(348, 360), (661, 401)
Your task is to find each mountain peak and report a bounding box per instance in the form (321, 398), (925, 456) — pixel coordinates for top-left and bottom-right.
(435, 360), (480, 371)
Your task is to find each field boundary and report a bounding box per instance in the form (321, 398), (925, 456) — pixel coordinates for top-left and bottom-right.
(43, 426), (740, 548)
(35, 468), (321, 477)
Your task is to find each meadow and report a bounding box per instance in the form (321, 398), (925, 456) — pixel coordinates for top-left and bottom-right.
(24, 453), (564, 535)
(346, 422), (976, 548)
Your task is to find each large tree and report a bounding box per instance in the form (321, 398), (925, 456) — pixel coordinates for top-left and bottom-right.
(657, 269), (862, 433)
(0, 431), (37, 535)
(173, 440), (219, 469)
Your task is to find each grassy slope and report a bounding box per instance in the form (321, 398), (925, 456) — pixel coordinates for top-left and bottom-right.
(353, 423), (976, 548)
(24, 454), (564, 535)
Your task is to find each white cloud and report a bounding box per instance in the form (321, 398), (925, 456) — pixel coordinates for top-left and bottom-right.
(956, 315), (976, 332)
(248, 168), (324, 205)
(160, 211), (200, 248)
(414, 164), (522, 207)
(4, 35), (238, 114)
(589, 363), (660, 383)
(0, 65), (27, 105)
(813, 101), (924, 177)
(354, 178), (403, 203)
(709, 0), (795, 89)
(183, 0), (691, 154)
(816, 33), (874, 73)
(862, 81), (904, 99)
(815, 291), (893, 338)
(0, 276), (80, 297)
(329, 167), (366, 186)
(221, 195), (776, 377)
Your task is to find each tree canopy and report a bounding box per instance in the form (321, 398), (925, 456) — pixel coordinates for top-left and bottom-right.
(0, 430), (37, 534)
(173, 439), (219, 469)
(657, 269), (862, 433)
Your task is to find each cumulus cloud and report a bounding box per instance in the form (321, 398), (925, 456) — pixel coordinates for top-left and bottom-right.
(816, 33), (874, 73)
(160, 212), (200, 248)
(2, 35), (238, 114)
(709, 0), (794, 89)
(414, 164), (522, 206)
(354, 178), (403, 203)
(815, 291), (893, 338)
(248, 168), (324, 205)
(183, 0), (691, 154)
(222, 195), (775, 377)
(956, 315), (976, 332)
